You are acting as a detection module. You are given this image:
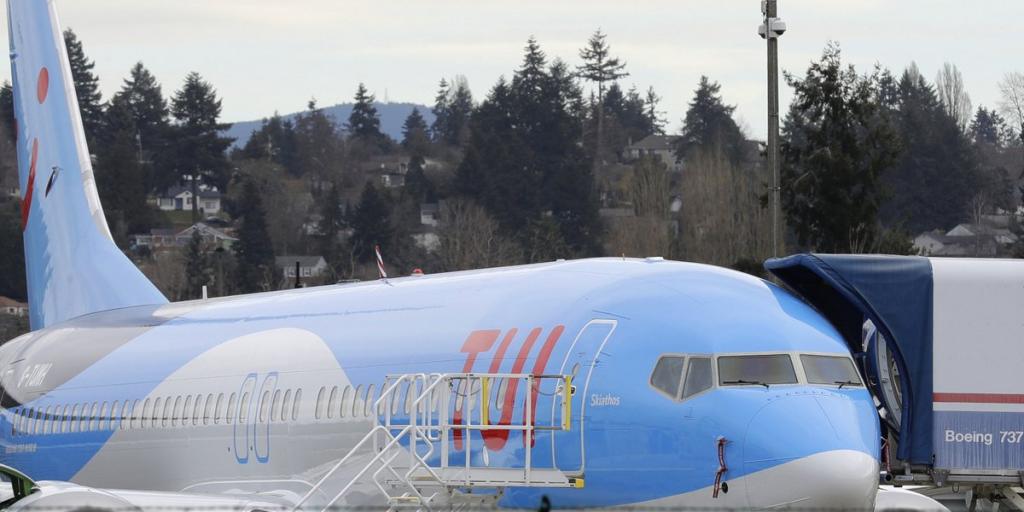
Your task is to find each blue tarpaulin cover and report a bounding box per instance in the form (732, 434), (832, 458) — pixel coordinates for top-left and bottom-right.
(765, 254), (934, 464)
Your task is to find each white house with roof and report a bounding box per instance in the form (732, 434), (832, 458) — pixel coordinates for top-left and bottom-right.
(275, 256), (329, 281)
(132, 222), (237, 251)
(624, 135), (683, 171)
(155, 185), (222, 214)
(0, 296), (28, 317)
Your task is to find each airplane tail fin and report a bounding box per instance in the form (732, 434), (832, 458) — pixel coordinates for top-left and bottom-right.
(7, 0), (167, 330)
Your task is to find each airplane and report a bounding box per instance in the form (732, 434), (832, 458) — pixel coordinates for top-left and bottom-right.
(0, 0), (914, 509)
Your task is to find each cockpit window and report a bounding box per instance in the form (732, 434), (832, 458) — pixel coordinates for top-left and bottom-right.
(650, 356), (685, 398)
(682, 357), (712, 398)
(801, 354), (863, 387)
(718, 354), (797, 386)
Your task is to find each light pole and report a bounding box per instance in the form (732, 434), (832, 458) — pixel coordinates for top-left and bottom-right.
(759, 1), (786, 257)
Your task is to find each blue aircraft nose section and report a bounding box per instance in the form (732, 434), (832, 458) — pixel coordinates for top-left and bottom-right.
(742, 390), (880, 509)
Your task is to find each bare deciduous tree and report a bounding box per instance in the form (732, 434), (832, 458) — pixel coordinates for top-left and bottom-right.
(436, 199), (521, 271)
(998, 72), (1024, 146)
(630, 156), (670, 217)
(935, 62), (972, 132)
(676, 148), (771, 266)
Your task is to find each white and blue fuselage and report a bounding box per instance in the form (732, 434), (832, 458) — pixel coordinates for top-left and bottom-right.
(0, 259), (880, 509)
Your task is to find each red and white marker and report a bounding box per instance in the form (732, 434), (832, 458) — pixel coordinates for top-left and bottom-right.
(375, 245), (387, 280)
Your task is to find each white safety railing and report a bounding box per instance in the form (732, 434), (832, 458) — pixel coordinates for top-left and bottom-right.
(292, 372), (577, 512)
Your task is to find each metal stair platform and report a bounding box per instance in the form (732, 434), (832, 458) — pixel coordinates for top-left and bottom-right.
(292, 372), (580, 512)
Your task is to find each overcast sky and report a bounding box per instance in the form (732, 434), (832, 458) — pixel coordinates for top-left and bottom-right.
(2, 1), (1021, 139)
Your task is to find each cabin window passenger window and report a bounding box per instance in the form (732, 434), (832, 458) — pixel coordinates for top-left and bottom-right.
(119, 400), (129, 430)
(239, 392), (251, 423)
(291, 389), (302, 421)
(352, 385), (363, 417)
(69, 404), (81, 433)
(79, 403), (89, 432)
(392, 383), (404, 415)
(182, 395), (193, 425)
(718, 354), (797, 386)
(89, 402), (98, 431)
(650, 356), (686, 399)
(800, 355), (863, 387)
(55, 406), (64, 433)
(171, 397), (182, 427)
(33, 408), (42, 435)
(139, 400), (150, 429)
(327, 387), (338, 419)
(162, 397), (173, 428)
(258, 391), (271, 423)
(270, 390), (282, 422)
(149, 398), (161, 428)
(99, 402), (110, 430)
(315, 387), (326, 420)
(226, 393), (237, 424)
(44, 406), (53, 434)
(85, 402), (96, 431)
(110, 401), (121, 431)
(215, 393), (225, 424)
(365, 384), (376, 418)
(281, 389), (293, 422)
(204, 393), (214, 425)
(339, 387), (350, 418)
(193, 394), (204, 426)
(682, 358), (713, 399)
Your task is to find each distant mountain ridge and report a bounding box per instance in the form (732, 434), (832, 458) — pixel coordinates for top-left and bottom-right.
(223, 102), (435, 148)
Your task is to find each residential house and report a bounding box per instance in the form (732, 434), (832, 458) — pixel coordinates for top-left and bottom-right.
(175, 222), (239, 251)
(132, 228), (178, 249)
(913, 221), (1019, 257)
(132, 222), (237, 251)
(276, 256), (329, 281)
(0, 297), (27, 317)
(154, 185), (222, 214)
(380, 173), (406, 189)
(624, 135), (683, 171)
(420, 203), (440, 227)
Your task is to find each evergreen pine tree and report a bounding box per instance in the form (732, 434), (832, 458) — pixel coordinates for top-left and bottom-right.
(970, 107), (1011, 147)
(401, 107), (430, 157)
(403, 155), (435, 203)
(183, 229), (209, 299)
(446, 77), (474, 146)
(645, 86), (666, 135)
(677, 76), (746, 163)
(346, 83), (384, 144)
(294, 100), (342, 184)
(781, 44), (901, 252)
(577, 30), (628, 163)
(879, 66), (981, 232)
(63, 29), (104, 146)
(316, 182), (345, 274)
(233, 179), (275, 292)
(350, 181), (392, 262)
(430, 78), (450, 143)
(0, 82), (14, 143)
(107, 62), (171, 194)
(95, 100), (152, 244)
(0, 201), (26, 301)
(240, 114), (300, 175)
(170, 72), (233, 222)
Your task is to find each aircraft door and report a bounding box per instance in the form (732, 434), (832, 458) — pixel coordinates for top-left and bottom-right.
(551, 319), (616, 473)
(253, 372), (278, 463)
(233, 373), (257, 463)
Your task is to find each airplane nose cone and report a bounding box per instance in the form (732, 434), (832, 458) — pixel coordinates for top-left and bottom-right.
(743, 393), (879, 509)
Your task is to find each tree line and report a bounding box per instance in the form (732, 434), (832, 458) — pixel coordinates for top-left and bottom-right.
(0, 30), (1022, 305)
